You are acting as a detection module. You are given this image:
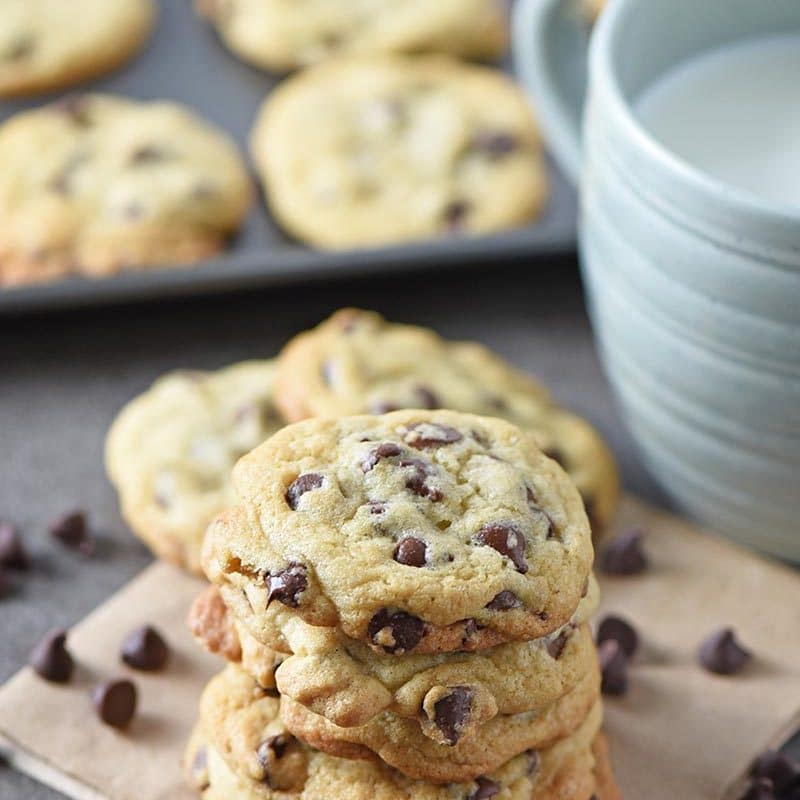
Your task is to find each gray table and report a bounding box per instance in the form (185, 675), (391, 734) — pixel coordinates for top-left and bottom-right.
(0, 258), (793, 798)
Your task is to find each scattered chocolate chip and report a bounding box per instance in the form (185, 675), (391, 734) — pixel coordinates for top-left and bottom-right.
(474, 522), (528, 573)
(129, 145), (169, 165)
(526, 750), (540, 776)
(443, 200), (471, 231)
(601, 528), (647, 575)
(472, 131), (518, 159)
(469, 776), (501, 799)
(368, 609), (425, 654)
(433, 686), (473, 745)
(751, 750), (800, 793)
(414, 385), (441, 409)
(485, 590), (522, 611)
(394, 537), (427, 567)
(368, 501), (387, 515)
(0, 522), (29, 569)
(597, 615), (639, 658)
(257, 734), (292, 771)
(49, 510), (93, 556)
(29, 629), (74, 683)
(599, 639), (629, 696)
(266, 563), (307, 608)
(285, 474), (324, 509)
(698, 628), (752, 675)
(405, 423), (462, 449)
(92, 679), (137, 729)
(738, 778), (777, 800)
(547, 630), (570, 660)
(120, 625), (169, 671)
(361, 442), (402, 472)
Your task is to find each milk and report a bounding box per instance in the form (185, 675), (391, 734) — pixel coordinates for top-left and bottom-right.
(636, 33), (800, 209)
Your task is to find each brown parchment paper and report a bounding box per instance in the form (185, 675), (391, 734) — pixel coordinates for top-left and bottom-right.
(0, 496), (798, 800)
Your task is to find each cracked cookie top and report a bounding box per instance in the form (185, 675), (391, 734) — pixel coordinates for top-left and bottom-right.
(203, 409), (593, 654)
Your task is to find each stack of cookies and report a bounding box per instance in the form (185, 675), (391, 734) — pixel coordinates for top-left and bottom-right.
(184, 408), (620, 799)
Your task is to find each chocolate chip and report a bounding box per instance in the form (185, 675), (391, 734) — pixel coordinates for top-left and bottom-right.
(285, 474), (324, 509)
(361, 442), (402, 472)
(405, 423), (462, 449)
(443, 200), (470, 231)
(399, 458), (443, 502)
(601, 528), (647, 575)
(751, 750), (800, 793)
(266, 563), (307, 608)
(469, 776), (501, 799)
(597, 615), (639, 658)
(461, 618), (479, 646)
(599, 639), (629, 696)
(0, 522), (29, 569)
(414, 385), (441, 409)
(368, 609), (425, 654)
(129, 145), (169, 165)
(472, 131), (518, 159)
(485, 590), (522, 611)
(257, 734), (292, 768)
(394, 537), (427, 567)
(190, 746), (209, 791)
(698, 628), (751, 675)
(92, 679), (137, 729)
(367, 501), (387, 515)
(29, 629), (74, 683)
(4, 35), (35, 61)
(738, 778), (777, 800)
(54, 95), (92, 126)
(526, 750), (540, 776)
(547, 629), (570, 660)
(433, 686), (473, 745)
(474, 522), (528, 573)
(49, 510), (93, 556)
(120, 625), (169, 671)
(369, 400), (400, 414)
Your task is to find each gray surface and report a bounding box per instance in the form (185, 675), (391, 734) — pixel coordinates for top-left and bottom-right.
(0, 0), (577, 314)
(0, 259), (796, 798)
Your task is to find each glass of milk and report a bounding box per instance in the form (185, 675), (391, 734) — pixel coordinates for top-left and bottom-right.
(515, 0), (800, 559)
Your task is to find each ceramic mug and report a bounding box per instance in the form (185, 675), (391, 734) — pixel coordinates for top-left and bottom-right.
(513, 0), (800, 559)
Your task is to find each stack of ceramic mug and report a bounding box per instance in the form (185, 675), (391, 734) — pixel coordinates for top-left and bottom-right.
(183, 408), (620, 799)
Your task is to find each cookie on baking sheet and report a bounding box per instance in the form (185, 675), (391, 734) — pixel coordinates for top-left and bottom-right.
(250, 56), (547, 249)
(195, 0), (508, 72)
(0, 94), (251, 286)
(106, 360), (283, 575)
(275, 309), (619, 535)
(202, 410), (594, 654)
(190, 580), (599, 741)
(0, 0), (154, 97)
(185, 663), (616, 799)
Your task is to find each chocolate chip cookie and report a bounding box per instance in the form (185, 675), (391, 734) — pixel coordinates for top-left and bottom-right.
(250, 56), (547, 248)
(106, 360), (283, 574)
(275, 309), (619, 536)
(0, 94), (251, 286)
(191, 580), (599, 741)
(186, 663), (617, 799)
(0, 0), (154, 97)
(202, 410), (594, 654)
(195, 0), (508, 72)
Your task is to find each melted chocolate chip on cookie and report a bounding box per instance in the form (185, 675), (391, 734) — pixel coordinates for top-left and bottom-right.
(432, 686), (474, 745)
(285, 473), (324, 509)
(474, 522), (528, 573)
(267, 563), (308, 608)
(368, 609), (425, 654)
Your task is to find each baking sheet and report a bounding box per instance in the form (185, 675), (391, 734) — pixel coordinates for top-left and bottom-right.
(0, 0), (578, 315)
(1, 495), (799, 800)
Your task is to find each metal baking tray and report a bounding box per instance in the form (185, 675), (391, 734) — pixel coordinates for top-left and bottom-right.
(0, 0), (577, 314)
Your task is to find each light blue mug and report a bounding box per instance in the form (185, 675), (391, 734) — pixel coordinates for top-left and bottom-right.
(513, 0), (800, 560)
